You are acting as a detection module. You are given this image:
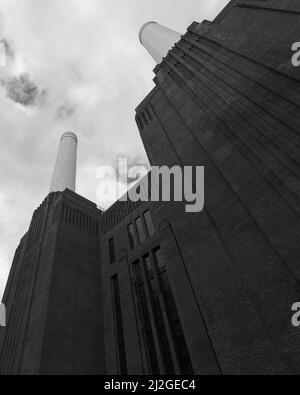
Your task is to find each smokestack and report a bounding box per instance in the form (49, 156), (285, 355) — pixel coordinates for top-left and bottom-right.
(50, 132), (78, 193)
(139, 22), (182, 64)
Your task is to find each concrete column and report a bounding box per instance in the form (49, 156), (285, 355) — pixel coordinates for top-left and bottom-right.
(50, 132), (78, 193)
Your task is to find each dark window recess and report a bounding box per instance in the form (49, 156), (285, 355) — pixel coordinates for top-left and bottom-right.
(143, 255), (175, 375)
(52, 204), (61, 225)
(144, 210), (155, 237)
(153, 247), (166, 273)
(59, 203), (98, 236)
(111, 275), (128, 375)
(127, 223), (137, 250)
(68, 206), (72, 223)
(153, 248), (194, 375)
(109, 238), (116, 264)
(132, 261), (160, 375)
(136, 217), (146, 244)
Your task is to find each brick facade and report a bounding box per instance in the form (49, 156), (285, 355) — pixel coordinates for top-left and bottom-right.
(0, 190), (104, 375)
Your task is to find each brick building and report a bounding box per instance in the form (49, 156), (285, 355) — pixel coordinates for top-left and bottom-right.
(0, 0), (300, 375)
(0, 190), (104, 375)
(102, 0), (300, 375)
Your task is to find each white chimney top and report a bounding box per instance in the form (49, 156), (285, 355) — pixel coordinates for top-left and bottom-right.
(139, 22), (181, 64)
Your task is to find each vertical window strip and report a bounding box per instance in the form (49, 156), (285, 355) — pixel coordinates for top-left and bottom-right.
(132, 261), (160, 375)
(143, 255), (175, 375)
(111, 275), (128, 375)
(75, 210), (78, 227)
(79, 212), (82, 231)
(136, 217), (146, 245)
(109, 238), (116, 264)
(87, 216), (91, 234)
(83, 214), (87, 233)
(65, 204), (69, 223)
(144, 211), (155, 237)
(153, 248), (194, 375)
(127, 223), (137, 250)
(68, 206), (72, 224)
(72, 208), (75, 226)
(62, 203), (66, 222)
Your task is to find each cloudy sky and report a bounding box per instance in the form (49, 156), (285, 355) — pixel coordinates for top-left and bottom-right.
(0, 0), (229, 298)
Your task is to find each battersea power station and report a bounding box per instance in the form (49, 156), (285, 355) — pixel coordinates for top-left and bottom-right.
(0, 0), (300, 375)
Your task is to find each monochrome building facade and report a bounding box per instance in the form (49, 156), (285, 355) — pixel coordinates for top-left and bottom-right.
(106, 0), (300, 375)
(134, 0), (300, 375)
(0, 135), (104, 375)
(0, 0), (300, 375)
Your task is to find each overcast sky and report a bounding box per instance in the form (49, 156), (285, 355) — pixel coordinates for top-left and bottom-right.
(0, 0), (229, 299)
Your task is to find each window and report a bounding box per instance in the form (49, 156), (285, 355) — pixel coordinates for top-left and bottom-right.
(132, 247), (194, 375)
(111, 275), (127, 375)
(109, 238), (116, 264)
(153, 247), (165, 273)
(143, 254), (175, 375)
(136, 217), (146, 244)
(153, 248), (194, 375)
(127, 223), (137, 250)
(132, 261), (160, 374)
(144, 210), (155, 237)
